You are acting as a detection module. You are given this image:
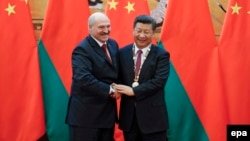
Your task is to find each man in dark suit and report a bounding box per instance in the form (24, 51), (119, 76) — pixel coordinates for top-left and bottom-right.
(66, 12), (120, 141)
(114, 15), (170, 141)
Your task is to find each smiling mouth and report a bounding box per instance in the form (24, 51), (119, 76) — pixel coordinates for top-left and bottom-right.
(101, 34), (109, 37)
(138, 39), (146, 42)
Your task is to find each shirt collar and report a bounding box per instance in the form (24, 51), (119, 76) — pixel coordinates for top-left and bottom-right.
(91, 35), (106, 47)
(134, 43), (151, 55)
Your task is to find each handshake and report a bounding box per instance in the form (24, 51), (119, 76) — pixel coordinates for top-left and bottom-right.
(109, 83), (135, 99)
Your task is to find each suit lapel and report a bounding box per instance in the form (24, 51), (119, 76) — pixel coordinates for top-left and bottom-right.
(107, 42), (117, 67)
(127, 46), (136, 83)
(88, 36), (113, 65)
(139, 45), (156, 82)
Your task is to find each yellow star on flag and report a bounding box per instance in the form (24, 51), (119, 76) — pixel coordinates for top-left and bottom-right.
(5, 3), (16, 16)
(108, 0), (118, 10)
(124, 1), (135, 14)
(231, 2), (242, 15)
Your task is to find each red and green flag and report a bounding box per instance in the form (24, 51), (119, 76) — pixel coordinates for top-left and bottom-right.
(38, 0), (90, 140)
(0, 0), (45, 140)
(159, 0), (228, 140)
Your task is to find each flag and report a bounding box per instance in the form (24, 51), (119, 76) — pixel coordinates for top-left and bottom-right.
(219, 0), (250, 124)
(38, 0), (90, 140)
(159, 0), (228, 140)
(105, 0), (150, 47)
(105, 0), (150, 140)
(0, 0), (45, 140)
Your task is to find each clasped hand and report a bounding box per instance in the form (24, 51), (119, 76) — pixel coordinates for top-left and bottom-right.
(111, 83), (135, 98)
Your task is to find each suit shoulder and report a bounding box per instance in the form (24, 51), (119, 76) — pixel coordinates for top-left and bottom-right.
(107, 38), (117, 43)
(152, 44), (169, 54)
(75, 36), (89, 47)
(107, 38), (118, 45)
(120, 44), (133, 51)
(107, 38), (119, 48)
(72, 37), (92, 53)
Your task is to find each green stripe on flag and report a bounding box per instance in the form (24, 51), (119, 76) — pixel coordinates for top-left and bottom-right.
(158, 41), (209, 141)
(38, 41), (70, 141)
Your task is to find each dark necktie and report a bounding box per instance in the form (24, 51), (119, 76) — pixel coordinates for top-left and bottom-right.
(135, 50), (142, 76)
(102, 44), (112, 63)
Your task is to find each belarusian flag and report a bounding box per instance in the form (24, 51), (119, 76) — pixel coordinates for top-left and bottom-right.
(219, 0), (250, 125)
(38, 0), (90, 141)
(159, 0), (228, 140)
(0, 0), (45, 140)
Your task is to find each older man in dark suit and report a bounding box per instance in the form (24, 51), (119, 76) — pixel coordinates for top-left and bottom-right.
(114, 15), (170, 141)
(66, 12), (120, 141)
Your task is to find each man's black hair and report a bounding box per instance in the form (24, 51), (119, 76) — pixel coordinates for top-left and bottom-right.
(133, 15), (157, 31)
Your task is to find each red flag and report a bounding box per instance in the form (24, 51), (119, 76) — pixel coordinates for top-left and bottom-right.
(38, 0), (90, 140)
(219, 0), (250, 124)
(161, 0), (227, 140)
(0, 0), (45, 140)
(106, 0), (150, 47)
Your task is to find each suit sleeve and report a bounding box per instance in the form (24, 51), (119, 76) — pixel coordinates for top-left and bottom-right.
(71, 46), (110, 98)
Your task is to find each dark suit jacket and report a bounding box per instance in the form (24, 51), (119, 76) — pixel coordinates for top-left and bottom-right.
(66, 35), (119, 128)
(118, 44), (170, 134)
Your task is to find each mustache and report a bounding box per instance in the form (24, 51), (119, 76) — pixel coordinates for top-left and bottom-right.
(102, 31), (110, 35)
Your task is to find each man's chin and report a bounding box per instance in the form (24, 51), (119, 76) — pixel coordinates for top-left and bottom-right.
(101, 36), (109, 41)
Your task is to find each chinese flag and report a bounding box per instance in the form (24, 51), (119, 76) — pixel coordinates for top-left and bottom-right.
(160, 0), (227, 140)
(38, 0), (89, 141)
(0, 0), (45, 140)
(219, 0), (250, 124)
(105, 0), (150, 47)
